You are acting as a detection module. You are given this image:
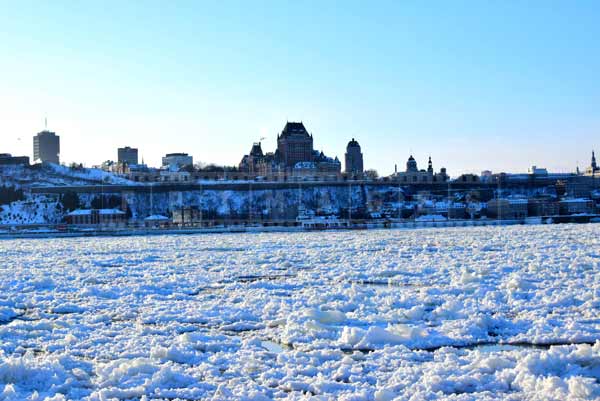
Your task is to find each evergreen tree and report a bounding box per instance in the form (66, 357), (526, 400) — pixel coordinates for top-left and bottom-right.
(0, 186), (25, 205)
(60, 191), (80, 211)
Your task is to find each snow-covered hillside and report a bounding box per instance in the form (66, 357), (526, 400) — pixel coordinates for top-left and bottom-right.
(45, 164), (136, 186)
(0, 164), (137, 225)
(0, 197), (63, 225)
(0, 163), (135, 189)
(0, 225), (598, 400)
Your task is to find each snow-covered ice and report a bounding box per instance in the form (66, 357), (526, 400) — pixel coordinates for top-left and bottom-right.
(0, 224), (599, 400)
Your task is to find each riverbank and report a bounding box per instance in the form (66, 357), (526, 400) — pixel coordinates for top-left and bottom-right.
(1, 215), (598, 239)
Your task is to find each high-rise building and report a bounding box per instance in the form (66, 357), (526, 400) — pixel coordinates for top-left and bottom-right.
(118, 146), (138, 166)
(344, 138), (363, 174)
(239, 121), (341, 175)
(276, 122), (314, 168)
(33, 130), (60, 164)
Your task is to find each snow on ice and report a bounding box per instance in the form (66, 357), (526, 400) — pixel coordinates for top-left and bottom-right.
(0, 224), (599, 400)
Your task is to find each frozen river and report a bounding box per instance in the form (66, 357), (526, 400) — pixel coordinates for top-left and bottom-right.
(0, 224), (599, 400)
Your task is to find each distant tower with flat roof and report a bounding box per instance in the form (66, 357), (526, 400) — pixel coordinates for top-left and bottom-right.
(33, 130), (60, 164)
(118, 146), (138, 166)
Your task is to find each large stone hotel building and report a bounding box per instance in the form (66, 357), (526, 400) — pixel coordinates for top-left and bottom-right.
(239, 121), (359, 177)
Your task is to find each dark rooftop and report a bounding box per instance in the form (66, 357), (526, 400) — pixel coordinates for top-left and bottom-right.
(281, 121), (310, 137)
(250, 142), (263, 157)
(347, 138), (360, 148)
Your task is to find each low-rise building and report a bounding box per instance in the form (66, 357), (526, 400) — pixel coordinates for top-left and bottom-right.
(419, 200), (466, 219)
(162, 153), (193, 170)
(172, 207), (202, 225)
(159, 170), (191, 182)
(528, 198), (560, 217)
(0, 153), (30, 165)
(559, 198), (595, 215)
(144, 214), (170, 228)
(66, 209), (126, 225)
(486, 198), (528, 219)
(529, 165), (548, 176)
(393, 156), (448, 184)
(455, 174), (480, 183)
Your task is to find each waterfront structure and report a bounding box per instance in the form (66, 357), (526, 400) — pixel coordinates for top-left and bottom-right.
(0, 153), (29, 165)
(118, 147), (138, 166)
(172, 207), (202, 225)
(65, 209), (126, 225)
(559, 198), (595, 215)
(162, 153), (193, 170)
(419, 200), (466, 219)
(345, 138), (364, 174)
(144, 215), (170, 228)
(528, 198), (560, 217)
(393, 155), (448, 183)
(33, 130), (60, 164)
(486, 198), (528, 219)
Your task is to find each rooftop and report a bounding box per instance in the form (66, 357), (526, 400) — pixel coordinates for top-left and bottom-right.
(280, 122), (310, 137)
(35, 130), (58, 137)
(347, 138), (361, 148)
(67, 208), (126, 216)
(164, 153), (190, 157)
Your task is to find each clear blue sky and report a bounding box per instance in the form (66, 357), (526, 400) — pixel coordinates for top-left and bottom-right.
(1, 1), (599, 175)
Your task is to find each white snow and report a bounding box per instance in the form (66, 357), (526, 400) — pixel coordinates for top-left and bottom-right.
(0, 224), (599, 400)
(0, 197), (63, 225)
(415, 214), (447, 222)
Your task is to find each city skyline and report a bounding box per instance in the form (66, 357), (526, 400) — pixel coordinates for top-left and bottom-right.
(1, 1), (599, 175)
(5, 120), (598, 177)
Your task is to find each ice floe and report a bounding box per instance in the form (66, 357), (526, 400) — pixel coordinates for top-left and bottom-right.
(0, 224), (598, 399)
